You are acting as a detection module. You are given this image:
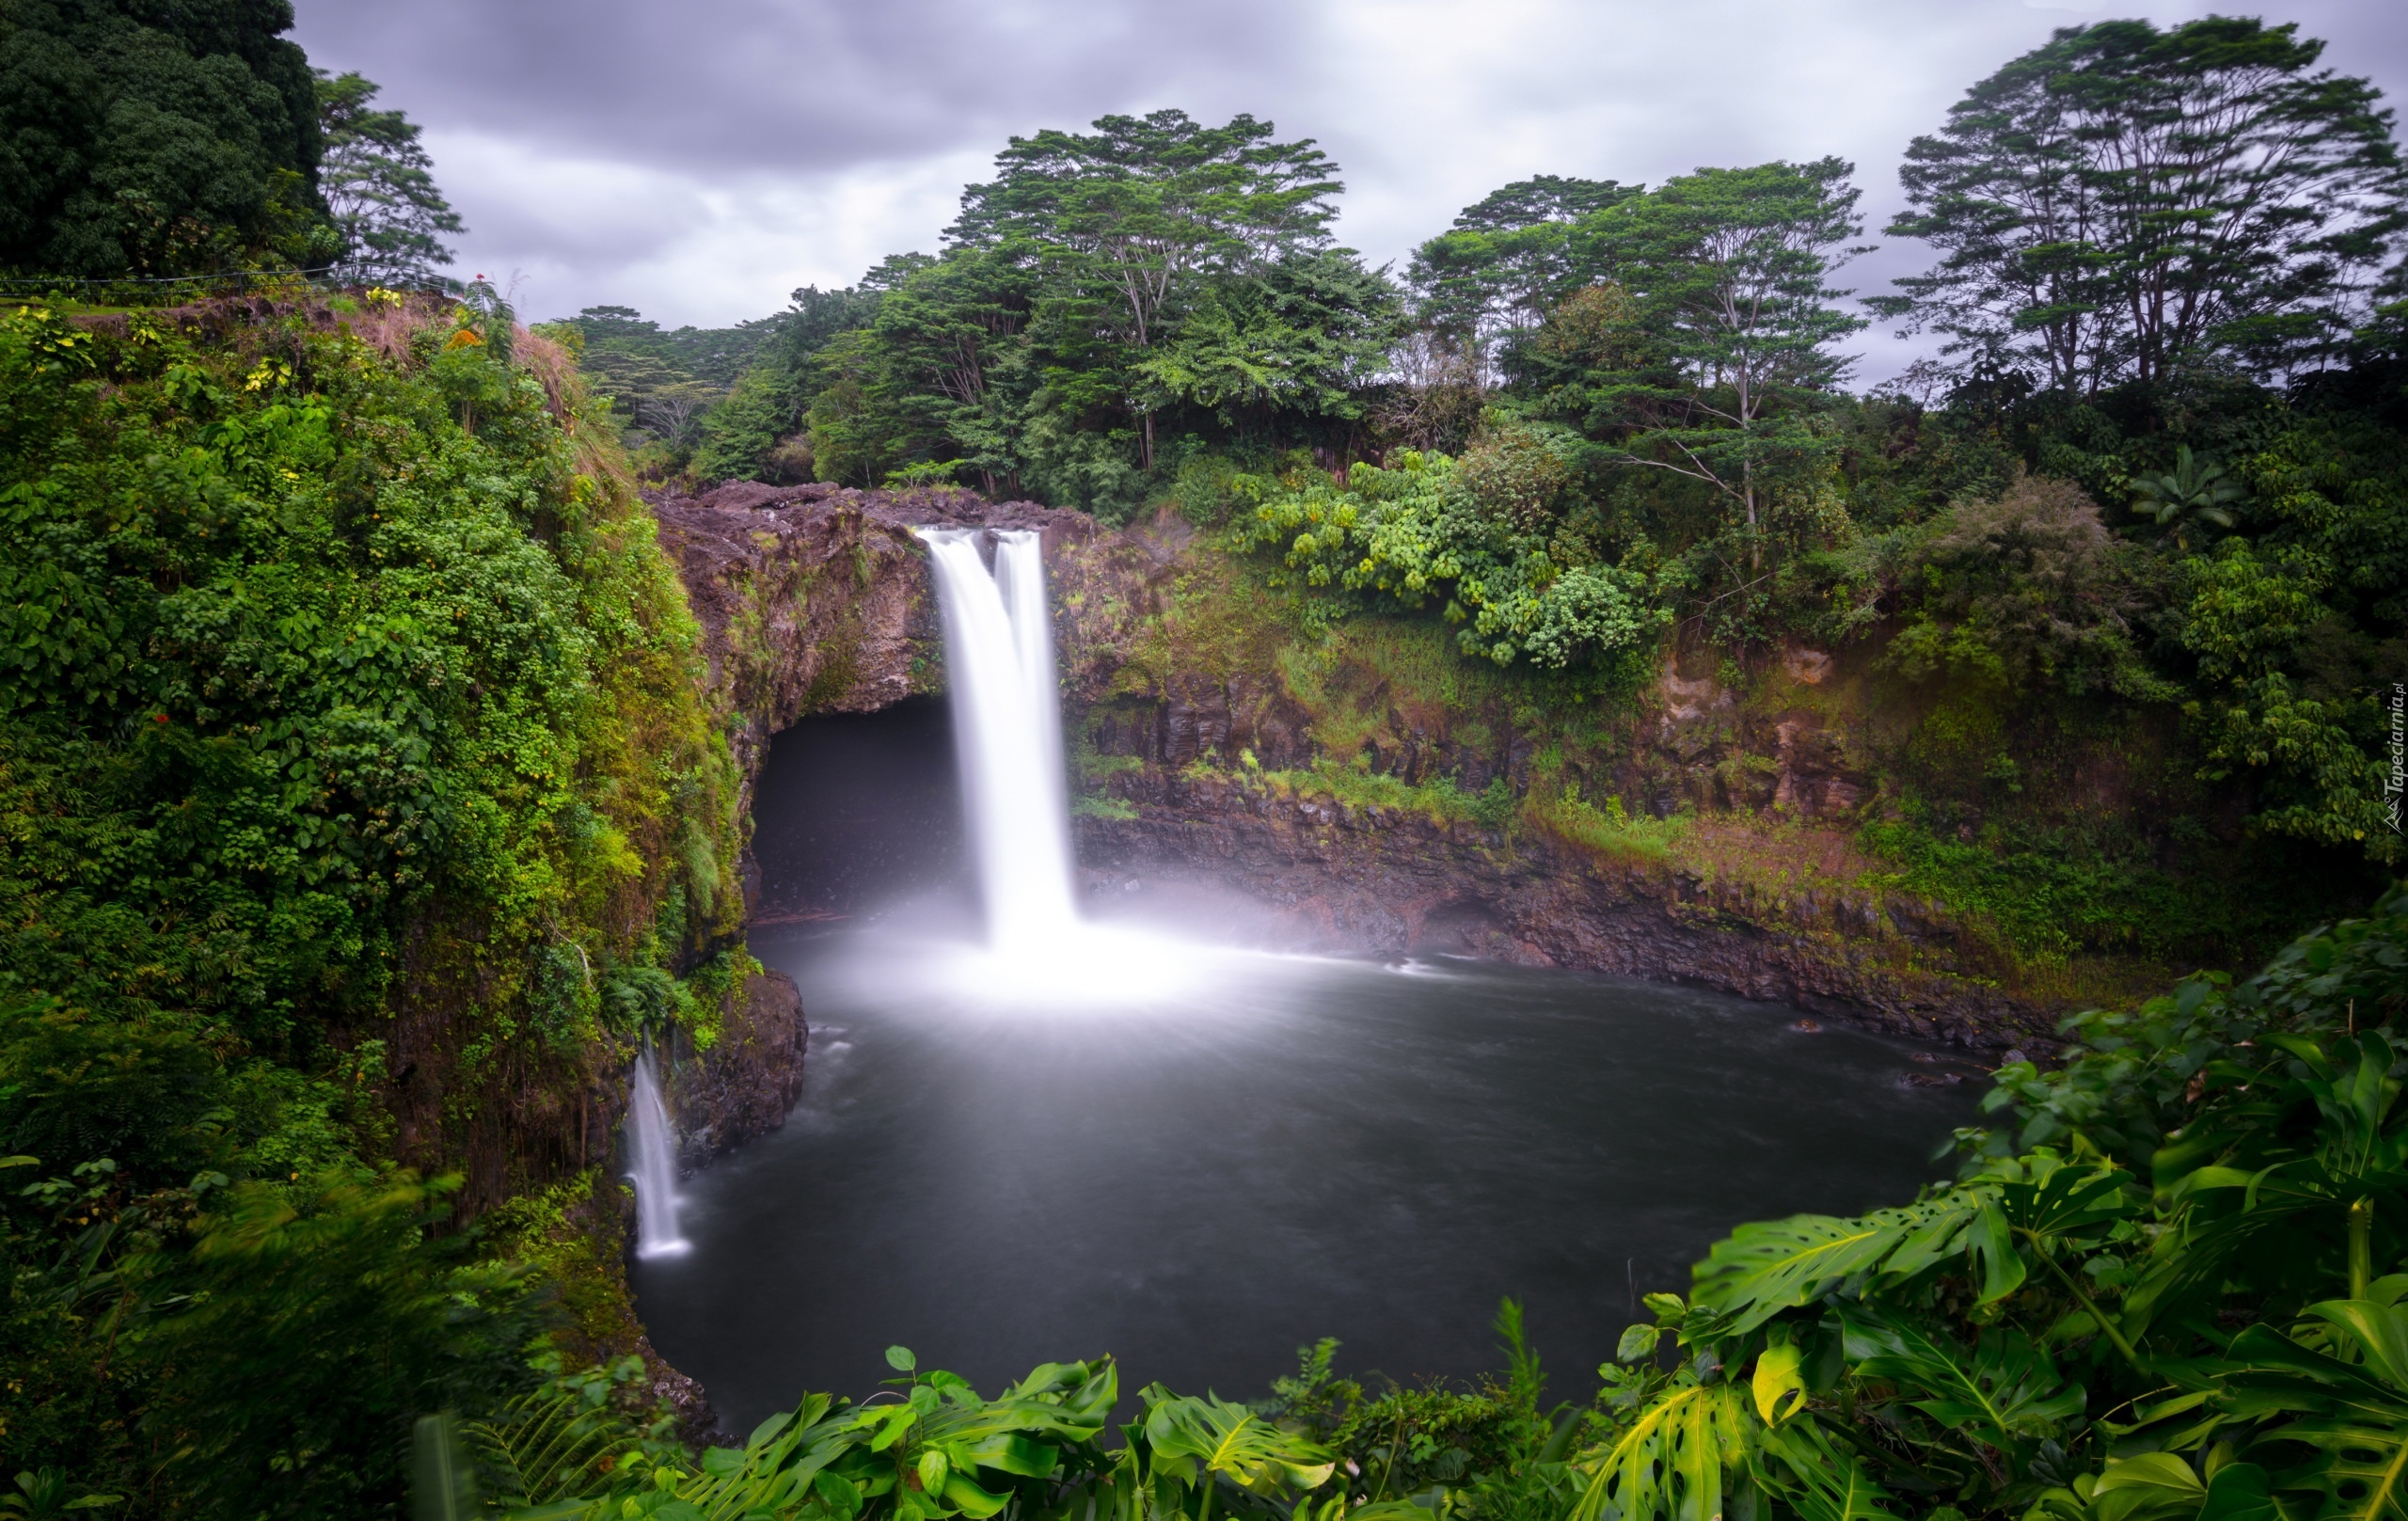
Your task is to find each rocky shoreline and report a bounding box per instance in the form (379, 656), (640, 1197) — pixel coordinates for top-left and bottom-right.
(1075, 768), (2052, 1052)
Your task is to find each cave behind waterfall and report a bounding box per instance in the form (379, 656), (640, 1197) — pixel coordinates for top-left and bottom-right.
(750, 697), (968, 926)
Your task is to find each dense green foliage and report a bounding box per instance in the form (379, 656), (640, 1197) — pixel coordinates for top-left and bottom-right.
(687, 110), (1399, 517)
(1229, 444), (1666, 679)
(0, 291), (744, 1509)
(560, 305), (787, 470)
(0, 0), (327, 277)
(1875, 18), (2404, 388)
(2, 9), (2405, 1520)
(0, 1), (453, 293)
(662, 16), (2404, 868)
(397, 897), (2408, 1521)
(1215, 17), (2407, 868)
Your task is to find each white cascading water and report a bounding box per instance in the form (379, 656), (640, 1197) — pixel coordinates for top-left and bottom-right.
(626, 1050), (689, 1258)
(914, 529), (1082, 951)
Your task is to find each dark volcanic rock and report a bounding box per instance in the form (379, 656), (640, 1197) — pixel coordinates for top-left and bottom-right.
(1074, 769), (2056, 1053)
(663, 968), (811, 1170)
(648, 482), (1091, 798)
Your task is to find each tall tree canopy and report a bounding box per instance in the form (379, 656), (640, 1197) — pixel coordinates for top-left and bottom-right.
(952, 109), (1343, 345)
(313, 70), (459, 286)
(1877, 16), (2408, 391)
(951, 109), (1346, 467)
(1564, 158), (1868, 565)
(1409, 174), (1639, 342)
(685, 111), (1393, 512)
(0, 0), (324, 276)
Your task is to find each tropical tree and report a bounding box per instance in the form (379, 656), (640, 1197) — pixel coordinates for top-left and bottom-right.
(802, 248), (1032, 492)
(313, 70), (462, 286)
(1133, 249), (1402, 444)
(563, 304), (783, 466)
(1571, 158), (1868, 569)
(950, 110), (1343, 467)
(0, 0), (326, 277)
(1410, 175), (1639, 344)
(1877, 17), (2408, 391)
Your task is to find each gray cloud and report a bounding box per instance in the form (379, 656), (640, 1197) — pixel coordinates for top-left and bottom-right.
(295, 0), (1307, 172)
(292, 0), (2408, 379)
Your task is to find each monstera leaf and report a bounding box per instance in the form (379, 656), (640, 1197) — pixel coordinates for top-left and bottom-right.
(1140, 1387), (1336, 1498)
(1840, 1307), (2085, 1450)
(1991, 1152), (2145, 1241)
(1566, 1383), (1752, 1521)
(1691, 1178), (2056, 1335)
(2214, 1300), (2408, 1521)
(1751, 1418), (1898, 1521)
(2136, 1034), (2407, 1340)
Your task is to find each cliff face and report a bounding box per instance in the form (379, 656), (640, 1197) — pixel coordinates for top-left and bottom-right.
(654, 492), (2103, 1054)
(1073, 770), (2049, 1050)
(649, 480), (1094, 807)
(658, 969), (813, 1170)
(633, 483), (1093, 1170)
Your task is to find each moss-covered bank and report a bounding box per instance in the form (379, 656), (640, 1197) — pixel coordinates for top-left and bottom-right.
(0, 291), (778, 1492)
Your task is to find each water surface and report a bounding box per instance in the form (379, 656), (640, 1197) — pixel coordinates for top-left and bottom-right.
(635, 924), (1977, 1428)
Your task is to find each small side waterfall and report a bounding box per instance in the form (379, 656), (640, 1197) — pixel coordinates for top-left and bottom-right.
(626, 1051), (689, 1258)
(915, 528), (1081, 951)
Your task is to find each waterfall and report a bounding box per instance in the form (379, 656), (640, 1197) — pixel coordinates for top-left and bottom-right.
(626, 1050), (689, 1258)
(914, 528), (1081, 950)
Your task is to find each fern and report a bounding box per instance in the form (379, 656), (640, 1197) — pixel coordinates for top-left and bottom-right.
(468, 1386), (638, 1508)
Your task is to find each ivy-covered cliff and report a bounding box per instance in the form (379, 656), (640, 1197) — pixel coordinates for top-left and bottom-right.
(0, 291), (787, 1501)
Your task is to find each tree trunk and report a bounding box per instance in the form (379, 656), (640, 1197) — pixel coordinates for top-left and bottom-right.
(1744, 458), (1760, 572)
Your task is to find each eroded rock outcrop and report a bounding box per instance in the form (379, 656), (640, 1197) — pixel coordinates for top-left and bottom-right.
(1073, 770), (2052, 1051)
(660, 968), (811, 1170)
(650, 481), (1093, 794)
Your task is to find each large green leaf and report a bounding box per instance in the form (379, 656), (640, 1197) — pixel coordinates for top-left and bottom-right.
(1140, 1387), (1336, 1497)
(1751, 1418), (1897, 1521)
(471, 1390), (634, 1507)
(1692, 1193), (1988, 1334)
(2088, 1452), (2205, 1521)
(1992, 1154), (2145, 1240)
(2201, 1303), (2408, 1521)
(1691, 1156), (2136, 1335)
(1840, 1307), (2084, 1450)
(1566, 1384), (1751, 1521)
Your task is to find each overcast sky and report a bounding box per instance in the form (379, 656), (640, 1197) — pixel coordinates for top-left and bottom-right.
(290, 0), (2407, 385)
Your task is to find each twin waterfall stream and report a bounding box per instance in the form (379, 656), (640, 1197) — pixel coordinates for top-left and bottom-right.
(626, 527), (1075, 1260)
(914, 529), (1081, 953)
